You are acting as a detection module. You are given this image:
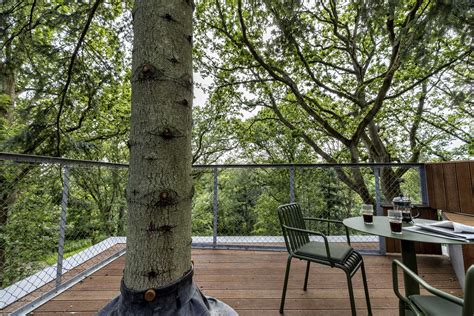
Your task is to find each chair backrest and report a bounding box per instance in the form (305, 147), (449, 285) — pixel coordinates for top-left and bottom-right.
(278, 203), (310, 253)
(463, 264), (474, 316)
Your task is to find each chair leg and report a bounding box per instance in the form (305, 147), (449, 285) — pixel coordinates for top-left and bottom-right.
(360, 261), (372, 315)
(280, 255), (292, 314)
(346, 272), (357, 316)
(303, 261), (311, 291)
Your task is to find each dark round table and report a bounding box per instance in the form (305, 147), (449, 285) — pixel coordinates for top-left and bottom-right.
(343, 216), (471, 314)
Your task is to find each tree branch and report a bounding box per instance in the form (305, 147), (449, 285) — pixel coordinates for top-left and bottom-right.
(266, 2), (361, 105)
(350, 0), (424, 145)
(408, 82), (426, 163)
(55, 0), (102, 157)
(379, 49), (473, 102)
(237, 0), (351, 145)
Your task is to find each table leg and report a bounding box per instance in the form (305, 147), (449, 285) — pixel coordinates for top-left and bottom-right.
(400, 240), (420, 296)
(399, 240), (419, 316)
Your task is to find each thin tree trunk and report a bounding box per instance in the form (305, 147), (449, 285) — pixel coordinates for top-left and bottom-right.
(117, 204), (125, 235)
(0, 46), (16, 123)
(0, 15), (16, 286)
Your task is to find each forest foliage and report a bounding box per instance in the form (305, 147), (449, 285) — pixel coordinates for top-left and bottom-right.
(0, 0), (471, 289)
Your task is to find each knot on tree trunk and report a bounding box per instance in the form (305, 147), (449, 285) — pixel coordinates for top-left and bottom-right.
(176, 99), (189, 107)
(148, 127), (185, 140)
(157, 189), (178, 206)
(146, 221), (176, 235)
(162, 13), (176, 22)
(137, 63), (162, 81)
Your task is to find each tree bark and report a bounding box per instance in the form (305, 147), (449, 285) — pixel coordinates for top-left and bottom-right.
(99, 1), (236, 314)
(124, 0), (194, 290)
(0, 44), (16, 123)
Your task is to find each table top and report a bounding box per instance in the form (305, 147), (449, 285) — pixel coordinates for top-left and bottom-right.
(343, 216), (473, 245)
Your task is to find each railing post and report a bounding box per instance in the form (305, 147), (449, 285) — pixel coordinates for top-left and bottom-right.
(419, 165), (429, 205)
(213, 167), (218, 248)
(289, 165), (295, 203)
(56, 165), (70, 288)
(374, 166), (386, 255)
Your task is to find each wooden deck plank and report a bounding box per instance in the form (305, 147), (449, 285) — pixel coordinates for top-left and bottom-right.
(31, 249), (462, 315)
(69, 272), (459, 289)
(102, 253), (457, 268)
(217, 297), (398, 309)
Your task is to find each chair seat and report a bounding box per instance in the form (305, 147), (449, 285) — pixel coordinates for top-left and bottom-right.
(295, 241), (353, 263)
(410, 295), (462, 316)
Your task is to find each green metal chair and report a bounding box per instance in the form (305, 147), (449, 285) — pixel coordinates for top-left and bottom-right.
(277, 203), (372, 315)
(392, 259), (474, 316)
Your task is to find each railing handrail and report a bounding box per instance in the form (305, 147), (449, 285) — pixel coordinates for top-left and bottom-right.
(0, 152), (128, 168)
(194, 162), (424, 168)
(0, 152), (424, 169)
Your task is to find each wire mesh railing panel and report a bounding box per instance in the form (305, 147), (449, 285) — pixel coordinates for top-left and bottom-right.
(377, 166), (422, 205)
(296, 166), (380, 251)
(295, 167), (361, 242)
(0, 162), (63, 309)
(0, 161), (129, 312)
(296, 167), (358, 221)
(58, 166), (128, 279)
(191, 169), (215, 244)
(212, 168), (289, 247)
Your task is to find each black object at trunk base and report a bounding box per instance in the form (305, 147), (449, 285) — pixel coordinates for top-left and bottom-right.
(98, 267), (237, 316)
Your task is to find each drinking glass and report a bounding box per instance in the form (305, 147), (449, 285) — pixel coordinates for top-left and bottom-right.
(361, 204), (374, 224)
(388, 209), (403, 234)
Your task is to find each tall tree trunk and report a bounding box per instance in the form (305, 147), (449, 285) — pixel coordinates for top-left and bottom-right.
(124, 0), (194, 290)
(99, 1), (235, 314)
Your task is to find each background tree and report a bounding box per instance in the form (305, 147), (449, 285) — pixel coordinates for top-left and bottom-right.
(195, 0), (472, 203)
(1, 0), (132, 157)
(0, 0), (131, 283)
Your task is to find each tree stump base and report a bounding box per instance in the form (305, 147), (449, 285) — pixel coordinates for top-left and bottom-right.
(98, 267), (237, 315)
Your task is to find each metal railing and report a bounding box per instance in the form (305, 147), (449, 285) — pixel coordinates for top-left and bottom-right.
(0, 152), (427, 312)
(193, 163), (426, 251)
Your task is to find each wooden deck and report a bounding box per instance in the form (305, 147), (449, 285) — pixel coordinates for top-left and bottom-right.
(30, 249), (462, 315)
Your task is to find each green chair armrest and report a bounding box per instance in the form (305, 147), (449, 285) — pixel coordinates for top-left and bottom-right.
(303, 217), (351, 246)
(281, 224), (331, 259)
(392, 260), (424, 315)
(392, 260), (464, 308)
